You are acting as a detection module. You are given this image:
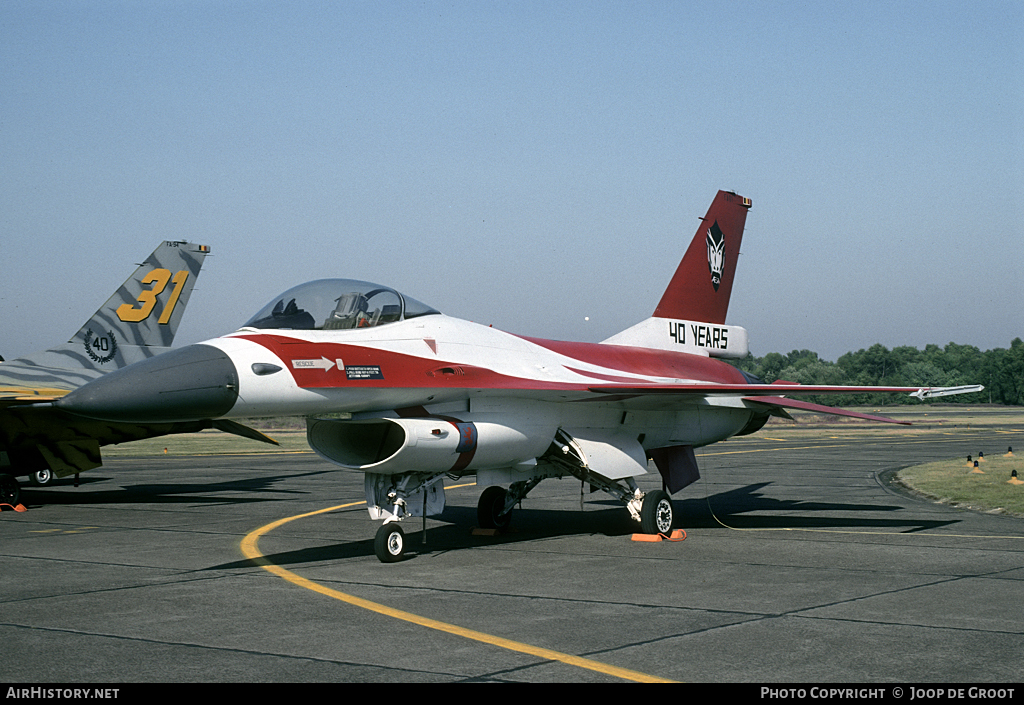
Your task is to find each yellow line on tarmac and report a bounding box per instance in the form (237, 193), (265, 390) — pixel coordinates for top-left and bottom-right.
(703, 443), (851, 456)
(239, 494), (674, 683)
(703, 433), (991, 457)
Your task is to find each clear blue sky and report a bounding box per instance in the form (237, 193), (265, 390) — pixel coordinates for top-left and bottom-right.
(2, 1), (1021, 362)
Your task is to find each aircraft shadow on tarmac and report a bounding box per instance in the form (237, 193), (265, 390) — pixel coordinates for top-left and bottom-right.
(17, 469), (337, 507)
(206, 481), (960, 569)
(208, 503), (642, 570)
(675, 482), (960, 532)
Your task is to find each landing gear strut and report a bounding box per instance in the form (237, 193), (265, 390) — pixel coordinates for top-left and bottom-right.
(366, 472), (448, 563)
(539, 432), (676, 536)
(476, 477), (543, 530)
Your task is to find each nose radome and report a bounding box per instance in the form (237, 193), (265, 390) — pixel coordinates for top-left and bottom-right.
(56, 344), (239, 423)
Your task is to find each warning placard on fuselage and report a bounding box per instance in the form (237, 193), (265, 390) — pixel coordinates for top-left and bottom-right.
(345, 365), (384, 380)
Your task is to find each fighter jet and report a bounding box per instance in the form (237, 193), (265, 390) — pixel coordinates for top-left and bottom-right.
(55, 193), (982, 560)
(0, 241), (273, 506)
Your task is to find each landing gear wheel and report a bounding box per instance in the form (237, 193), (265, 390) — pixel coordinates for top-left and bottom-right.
(374, 523), (406, 563)
(0, 475), (21, 506)
(640, 490), (673, 535)
(30, 469), (54, 486)
(477, 486), (512, 530)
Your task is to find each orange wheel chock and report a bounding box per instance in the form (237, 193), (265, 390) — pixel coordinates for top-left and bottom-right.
(631, 529), (686, 543)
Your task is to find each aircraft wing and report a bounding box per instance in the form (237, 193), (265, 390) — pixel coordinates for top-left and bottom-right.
(588, 383), (983, 399)
(740, 396), (912, 424)
(0, 387), (68, 406)
(586, 383), (984, 422)
(1, 403), (278, 479)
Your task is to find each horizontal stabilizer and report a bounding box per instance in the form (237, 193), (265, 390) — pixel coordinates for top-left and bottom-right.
(743, 396), (910, 425)
(591, 383), (928, 397)
(38, 440), (103, 478)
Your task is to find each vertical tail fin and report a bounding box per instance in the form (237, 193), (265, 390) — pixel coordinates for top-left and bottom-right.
(5, 242), (210, 389)
(653, 190), (751, 324)
(602, 192), (751, 358)
(69, 241), (210, 359)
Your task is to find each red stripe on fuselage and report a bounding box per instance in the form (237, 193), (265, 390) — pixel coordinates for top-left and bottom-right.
(237, 334), (583, 391)
(517, 336), (747, 385)
(236, 333), (747, 391)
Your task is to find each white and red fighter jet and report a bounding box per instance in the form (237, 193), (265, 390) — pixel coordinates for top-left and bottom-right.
(56, 192), (981, 561)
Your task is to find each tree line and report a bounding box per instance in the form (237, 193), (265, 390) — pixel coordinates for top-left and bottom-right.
(731, 338), (1024, 406)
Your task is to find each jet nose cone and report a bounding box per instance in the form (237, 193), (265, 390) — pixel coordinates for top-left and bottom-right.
(57, 344), (239, 423)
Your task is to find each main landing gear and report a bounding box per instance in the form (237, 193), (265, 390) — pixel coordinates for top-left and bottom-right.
(0, 474), (21, 507)
(639, 489), (674, 535)
(475, 478), (541, 530)
(474, 481), (674, 536)
(366, 465), (674, 563)
(29, 468), (54, 486)
(477, 486), (512, 530)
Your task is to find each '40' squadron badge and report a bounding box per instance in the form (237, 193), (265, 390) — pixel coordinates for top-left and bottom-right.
(83, 329), (118, 364)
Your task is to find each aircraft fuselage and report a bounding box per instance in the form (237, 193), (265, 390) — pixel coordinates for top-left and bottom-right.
(58, 313), (760, 473)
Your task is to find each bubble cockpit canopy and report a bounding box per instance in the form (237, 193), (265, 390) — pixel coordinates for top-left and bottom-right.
(242, 279), (440, 331)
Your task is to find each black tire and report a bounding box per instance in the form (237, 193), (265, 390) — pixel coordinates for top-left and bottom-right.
(1, 475), (21, 507)
(639, 490), (673, 535)
(374, 523), (406, 563)
(477, 485), (512, 530)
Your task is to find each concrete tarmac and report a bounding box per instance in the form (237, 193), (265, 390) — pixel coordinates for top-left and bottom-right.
(2, 420), (1022, 683)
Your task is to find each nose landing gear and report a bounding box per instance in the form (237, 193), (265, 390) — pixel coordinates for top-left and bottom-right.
(374, 523), (407, 563)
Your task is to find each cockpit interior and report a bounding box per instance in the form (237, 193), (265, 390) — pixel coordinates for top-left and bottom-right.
(242, 279), (440, 331)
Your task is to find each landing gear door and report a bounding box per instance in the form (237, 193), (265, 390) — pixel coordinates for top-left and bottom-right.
(559, 429), (648, 481)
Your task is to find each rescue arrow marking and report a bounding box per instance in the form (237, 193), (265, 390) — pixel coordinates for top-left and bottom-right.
(291, 357), (339, 372)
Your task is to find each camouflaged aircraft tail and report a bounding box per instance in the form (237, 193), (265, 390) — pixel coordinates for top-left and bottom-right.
(1, 241), (210, 396)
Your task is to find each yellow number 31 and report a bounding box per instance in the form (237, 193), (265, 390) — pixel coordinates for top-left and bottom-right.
(116, 269), (190, 324)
